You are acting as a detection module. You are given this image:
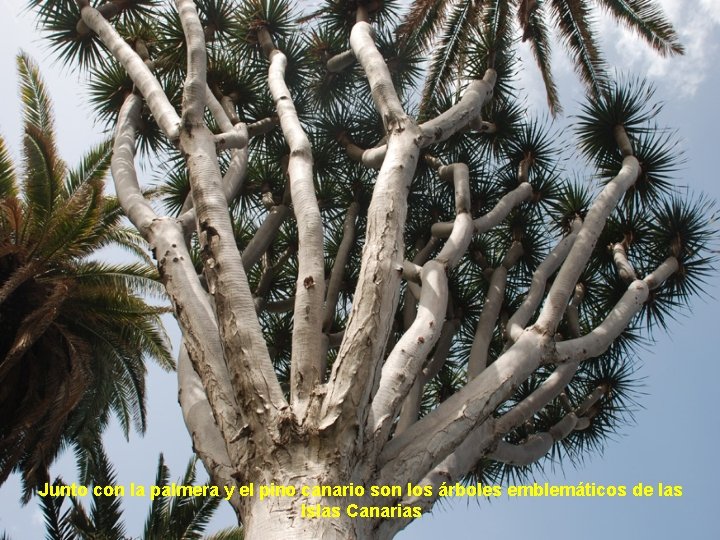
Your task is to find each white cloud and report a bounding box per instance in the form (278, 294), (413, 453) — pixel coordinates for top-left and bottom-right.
(601, 0), (720, 97)
(699, 0), (720, 23)
(514, 0), (719, 114)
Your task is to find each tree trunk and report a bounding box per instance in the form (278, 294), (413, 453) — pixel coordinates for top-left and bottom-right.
(239, 451), (375, 540)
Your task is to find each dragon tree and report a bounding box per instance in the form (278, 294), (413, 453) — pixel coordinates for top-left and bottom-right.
(27, 0), (714, 538)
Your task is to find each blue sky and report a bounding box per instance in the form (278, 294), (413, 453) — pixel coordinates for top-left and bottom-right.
(0, 0), (719, 538)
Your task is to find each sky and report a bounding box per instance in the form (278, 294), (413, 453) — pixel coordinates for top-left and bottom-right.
(0, 0), (719, 538)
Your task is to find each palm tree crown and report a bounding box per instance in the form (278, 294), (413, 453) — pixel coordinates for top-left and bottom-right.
(0, 53), (173, 501)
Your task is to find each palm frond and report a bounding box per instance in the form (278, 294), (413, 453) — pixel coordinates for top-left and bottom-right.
(204, 528), (245, 540)
(595, 0), (684, 56)
(22, 124), (65, 229)
(71, 447), (126, 540)
(550, 0), (606, 95)
(522, 0), (562, 114)
(66, 260), (166, 299)
(38, 478), (75, 540)
(65, 139), (113, 195)
(0, 137), (18, 199)
(397, 0), (453, 49)
(99, 225), (156, 265)
(33, 177), (104, 262)
(17, 53), (55, 135)
(420, 0), (484, 114)
(143, 453), (172, 539)
(549, 0), (607, 96)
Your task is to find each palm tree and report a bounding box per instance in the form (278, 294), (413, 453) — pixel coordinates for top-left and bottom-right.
(35, 448), (243, 540)
(0, 53), (173, 501)
(395, 0), (684, 113)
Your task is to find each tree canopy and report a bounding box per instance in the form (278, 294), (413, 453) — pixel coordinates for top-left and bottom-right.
(17, 0), (717, 538)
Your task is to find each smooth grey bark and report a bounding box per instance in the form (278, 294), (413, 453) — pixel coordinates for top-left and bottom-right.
(261, 27), (326, 417)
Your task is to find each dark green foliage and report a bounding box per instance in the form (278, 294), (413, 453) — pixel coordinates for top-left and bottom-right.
(0, 54), (172, 501)
(34, 448), (243, 540)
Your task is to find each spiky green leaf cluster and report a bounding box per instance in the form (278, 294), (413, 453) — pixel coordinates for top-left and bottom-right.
(34, 447), (244, 540)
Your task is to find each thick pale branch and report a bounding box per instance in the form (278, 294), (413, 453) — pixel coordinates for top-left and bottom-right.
(350, 22), (406, 124)
(491, 382), (607, 466)
(360, 70), (496, 170)
(112, 94), (159, 233)
(261, 297), (296, 313)
(376, 420), (496, 540)
(468, 241), (523, 378)
(614, 125), (633, 157)
(206, 86), (249, 150)
(534, 156), (641, 333)
(554, 257), (678, 364)
(327, 49), (356, 72)
(321, 20), (421, 461)
(507, 219), (582, 342)
(368, 261), (447, 445)
(323, 124), (421, 433)
(402, 349), (579, 501)
(644, 256), (679, 290)
(434, 164), (473, 267)
(206, 85), (234, 132)
(180, 122), (287, 434)
(178, 345), (242, 515)
(612, 242), (637, 282)
(401, 237), (439, 332)
(469, 118), (497, 133)
(382, 377), (604, 540)
(417, 70), (497, 147)
(75, 0), (121, 34)
(323, 202), (359, 332)
(360, 145), (388, 169)
(79, 5), (180, 139)
(254, 248), (294, 303)
(495, 362), (579, 434)
(421, 319), (459, 383)
(248, 117), (279, 137)
(241, 204), (291, 272)
(224, 147), (249, 199)
(111, 92), (255, 462)
(150, 216), (249, 456)
(490, 414), (577, 466)
(368, 162), (474, 450)
(178, 147), (249, 235)
(395, 318), (459, 435)
(431, 182), (533, 238)
(263, 28), (325, 416)
(349, 72), (496, 171)
(177, 0), (207, 124)
(377, 329), (548, 489)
